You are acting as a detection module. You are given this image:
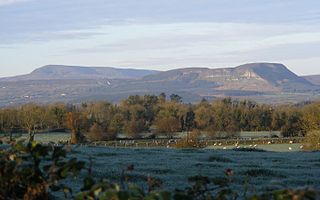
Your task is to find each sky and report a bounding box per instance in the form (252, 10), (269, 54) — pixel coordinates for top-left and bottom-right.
(0, 0), (320, 77)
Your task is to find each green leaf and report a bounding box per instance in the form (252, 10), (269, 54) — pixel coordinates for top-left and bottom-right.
(159, 191), (172, 200)
(49, 184), (61, 192)
(118, 191), (130, 200)
(174, 193), (193, 200)
(81, 176), (96, 191)
(128, 183), (145, 197)
(52, 146), (66, 160)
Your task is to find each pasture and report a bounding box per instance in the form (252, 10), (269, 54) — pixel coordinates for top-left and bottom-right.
(66, 146), (320, 196)
(2, 132), (320, 197)
(4, 132), (303, 152)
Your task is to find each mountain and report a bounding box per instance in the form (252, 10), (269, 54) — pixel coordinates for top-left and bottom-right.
(1, 65), (159, 81)
(0, 63), (318, 106)
(141, 63), (314, 92)
(303, 75), (320, 85)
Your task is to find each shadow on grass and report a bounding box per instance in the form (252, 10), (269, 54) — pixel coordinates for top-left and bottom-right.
(243, 168), (287, 178)
(207, 155), (233, 163)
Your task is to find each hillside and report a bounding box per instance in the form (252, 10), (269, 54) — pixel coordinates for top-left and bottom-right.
(1, 65), (159, 81)
(0, 63), (318, 106)
(303, 75), (320, 85)
(141, 63), (314, 92)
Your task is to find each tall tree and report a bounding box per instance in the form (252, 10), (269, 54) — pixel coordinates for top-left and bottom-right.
(20, 104), (48, 142)
(65, 111), (88, 144)
(158, 93), (166, 104)
(0, 108), (18, 140)
(154, 102), (181, 137)
(48, 103), (67, 130)
(185, 108), (195, 138)
(281, 111), (305, 137)
(170, 94), (182, 103)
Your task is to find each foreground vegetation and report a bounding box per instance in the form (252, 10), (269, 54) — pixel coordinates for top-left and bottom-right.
(1, 94), (320, 150)
(1, 141), (319, 200)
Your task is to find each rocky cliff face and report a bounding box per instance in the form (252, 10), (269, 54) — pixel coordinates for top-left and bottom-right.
(142, 63), (313, 92)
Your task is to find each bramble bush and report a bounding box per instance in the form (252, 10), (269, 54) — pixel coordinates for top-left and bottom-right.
(0, 140), (85, 200)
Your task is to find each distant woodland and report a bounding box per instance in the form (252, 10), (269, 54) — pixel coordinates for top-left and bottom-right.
(1, 94), (320, 143)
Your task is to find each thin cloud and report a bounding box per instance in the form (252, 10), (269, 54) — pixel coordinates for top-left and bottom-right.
(0, 0), (320, 76)
(0, 0), (29, 6)
(69, 22), (320, 55)
(1, 0), (320, 45)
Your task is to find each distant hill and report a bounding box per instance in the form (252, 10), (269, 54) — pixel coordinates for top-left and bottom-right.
(1, 65), (160, 81)
(0, 63), (318, 106)
(303, 75), (320, 85)
(141, 63), (314, 92)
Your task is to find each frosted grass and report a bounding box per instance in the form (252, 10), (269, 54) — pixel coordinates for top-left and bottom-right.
(68, 146), (320, 193)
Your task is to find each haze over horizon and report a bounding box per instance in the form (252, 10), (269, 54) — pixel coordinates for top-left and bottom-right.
(1, 0), (320, 77)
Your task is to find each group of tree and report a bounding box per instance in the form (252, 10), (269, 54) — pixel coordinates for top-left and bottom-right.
(1, 94), (320, 143)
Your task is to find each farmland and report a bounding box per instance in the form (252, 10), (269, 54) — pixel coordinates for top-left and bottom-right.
(8, 132), (303, 151)
(1, 132), (320, 199)
(8, 133), (318, 195)
(63, 146), (320, 196)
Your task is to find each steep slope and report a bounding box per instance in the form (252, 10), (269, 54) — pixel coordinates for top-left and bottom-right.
(234, 63), (313, 91)
(303, 75), (320, 85)
(1, 65), (160, 81)
(141, 63), (314, 92)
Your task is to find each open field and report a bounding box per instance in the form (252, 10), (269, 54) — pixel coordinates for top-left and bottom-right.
(8, 131), (281, 142)
(1, 132), (319, 198)
(1, 132), (304, 152)
(64, 146), (320, 197)
(12, 132), (71, 143)
(4, 131), (304, 149)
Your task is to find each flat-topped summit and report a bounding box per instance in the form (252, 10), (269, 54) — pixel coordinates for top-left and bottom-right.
(6, 65), (160, 81)
(0, 62), (317, 106)
(235, 63), (311, 86)
(141, 63), (313, 92)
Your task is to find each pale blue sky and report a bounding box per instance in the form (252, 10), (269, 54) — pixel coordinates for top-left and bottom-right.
(0, 0), (320, 77)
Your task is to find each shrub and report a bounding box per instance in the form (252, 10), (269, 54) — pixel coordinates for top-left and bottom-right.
(280, 111), (305, 137)
(104, 127), (118, 141)
(174, 130), (205, 148)
(0, 141), (85, 200)
(303, 131), (320, 151)
(154, 116), (180, 137)
(251, 188), (319, 200)
(87, 123), (105, 141)
(124, 119), (144, 139)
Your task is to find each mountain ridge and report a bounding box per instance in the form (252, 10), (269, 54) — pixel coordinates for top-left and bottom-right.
(141, 62), (313, 92)
(303, 75), (320, 86)
(1, 65), (160, 81)
(0, 63), (318, 106)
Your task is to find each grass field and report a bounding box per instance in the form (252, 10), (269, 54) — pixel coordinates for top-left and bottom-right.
(2, 132), (319, 198)
(6, 131), (281, 142)
(64, 146), (320, 197)
(15, 132), (70, 143)
(206, 143), (303, 152)
(4, 132), (302, 152)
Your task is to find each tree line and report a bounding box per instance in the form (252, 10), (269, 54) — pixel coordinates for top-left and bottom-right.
(1, 93), (320, 143)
